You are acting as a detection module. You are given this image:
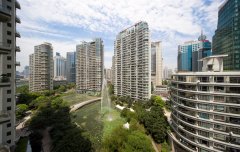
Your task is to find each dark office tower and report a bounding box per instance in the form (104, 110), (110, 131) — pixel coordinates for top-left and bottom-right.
(66, 52), (76, 83)
(212, 0), (240, 71)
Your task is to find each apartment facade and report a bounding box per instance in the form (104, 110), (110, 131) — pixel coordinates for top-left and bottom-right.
(169, 56), (240, 152)
(151, 41), (163, 88)
(66, 52), (76, 83)
(53, 52), (66, 80)
(0, 0), (21, 150)
(114, 21), (151, 100)
(212, 0), (240, 71)
(111, 55), (115, 84)
(29, 43), (54, 92)
(178, 34), (212, 72)
(76, 38), (104, 93)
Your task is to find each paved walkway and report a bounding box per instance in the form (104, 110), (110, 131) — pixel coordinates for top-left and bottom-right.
(15, 115), (31, 141)
(70, 98), (101, 112)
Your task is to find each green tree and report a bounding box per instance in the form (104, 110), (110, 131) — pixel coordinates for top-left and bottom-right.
(16, 104), (29, 119)
(52, 128), (92, 152)
(124, 131), (154, 152)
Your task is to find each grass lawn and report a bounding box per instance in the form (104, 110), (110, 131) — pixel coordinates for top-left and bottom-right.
(61, 92), (99, 105)
(15, 137), (28, 152)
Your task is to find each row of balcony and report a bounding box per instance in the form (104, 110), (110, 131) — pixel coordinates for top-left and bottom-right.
(173, 76), (240, 84)
(171, 117), (240, 151)
(171, 91), (240, 106)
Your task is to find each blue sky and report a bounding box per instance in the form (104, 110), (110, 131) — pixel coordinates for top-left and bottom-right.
(16, 0), (224, 71)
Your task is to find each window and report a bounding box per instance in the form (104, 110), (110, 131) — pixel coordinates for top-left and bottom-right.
(7, 6), (11, 10)
(7, 106), (11, 111)
(7, 65), (11, 69)
(7, 31), (11, 36)
(199, 130), (209, 137)
(214, 96), (224, 102)
(7, 131), (11, 136)
(214, 133), (225, 141)
(7, 123), (11, 128)
(198, 121), (212, 129)
(7, 98), (11, 102)
(7, 90), (11, 94)
(199, 139), (209, 146)
(198, 104), (211, 110)
(7, 73), (11, 77)
(7, 40), (11, 44)
(214, 115), (225, 121)
(213, 143), (225, 150)
(199, 95), (210, 101)
(7, 23), (11, 27)
(199, 112), (209, 119)
(7, 140), (11, 144)
(7, 56), (11, 60)
(214, 105), (225, 112)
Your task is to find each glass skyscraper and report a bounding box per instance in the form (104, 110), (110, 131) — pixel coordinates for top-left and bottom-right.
(212, 0), (240, 71)
(178, 34), (212, 72)
(66, 52), (76, 83)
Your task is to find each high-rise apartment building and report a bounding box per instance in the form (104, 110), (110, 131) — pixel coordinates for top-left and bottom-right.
(53, 52), (66, 80)
(66, 52), (76, 83)
(29, 43), (54, 92)
(111, 55), (115, 84)
(170, 55), (240, 152)
(178, 34), (212, 72)
(212, 0), (240, 71)
(163, 67), (173, 80)
(0, 0), (21, 150)
(151, 41), (163, 88)
(104, 68), (112, 82)
(114, 21), (151, 100)
(76, 38), (104, 93)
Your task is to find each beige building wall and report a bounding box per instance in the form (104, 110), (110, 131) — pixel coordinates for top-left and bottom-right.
(76, 38), (104, 93)
(114, 21), (151, 100)
(29, 43), (54, 92)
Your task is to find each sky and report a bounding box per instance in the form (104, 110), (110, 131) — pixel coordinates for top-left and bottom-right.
(16, 0), (225, 71)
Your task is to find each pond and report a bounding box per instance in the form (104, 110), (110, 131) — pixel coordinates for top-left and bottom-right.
(72, 101), (125, 151)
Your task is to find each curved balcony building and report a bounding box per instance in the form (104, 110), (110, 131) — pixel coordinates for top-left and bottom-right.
(169, 55), (240, 152)
(170, 72), (240, 152)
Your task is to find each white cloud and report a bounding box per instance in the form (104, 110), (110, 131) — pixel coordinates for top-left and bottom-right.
(17, 0), (224, 71)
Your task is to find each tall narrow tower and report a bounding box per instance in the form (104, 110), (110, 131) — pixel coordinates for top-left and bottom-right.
(29, 43), (54, 92)
(0, 0), (21, 150)
(114, 21), (151, 100)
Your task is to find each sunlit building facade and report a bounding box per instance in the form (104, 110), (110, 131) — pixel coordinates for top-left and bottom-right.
(114, 21), (151, 100)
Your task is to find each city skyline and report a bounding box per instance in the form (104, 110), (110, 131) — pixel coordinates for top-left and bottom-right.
(16, 0), (224, 71)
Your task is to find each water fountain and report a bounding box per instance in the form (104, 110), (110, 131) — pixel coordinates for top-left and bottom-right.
(101, 78), (113, 121)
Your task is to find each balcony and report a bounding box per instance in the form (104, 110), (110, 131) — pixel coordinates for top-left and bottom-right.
(226, 97), (240, 104)
(16, 61), (20, 66)
(0, 111), (10, 123)
(0, 74), (10, 86)
(15, 31), (21, 38)
(226, 87), (240, 94)
(0, 5), (11, 22)
(230, 77), (240, 84)
(16, 46), (21, 52)
(0, 42), (11, 54)
(15, 0), (21, 9)
(16, 15), (21, 23)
